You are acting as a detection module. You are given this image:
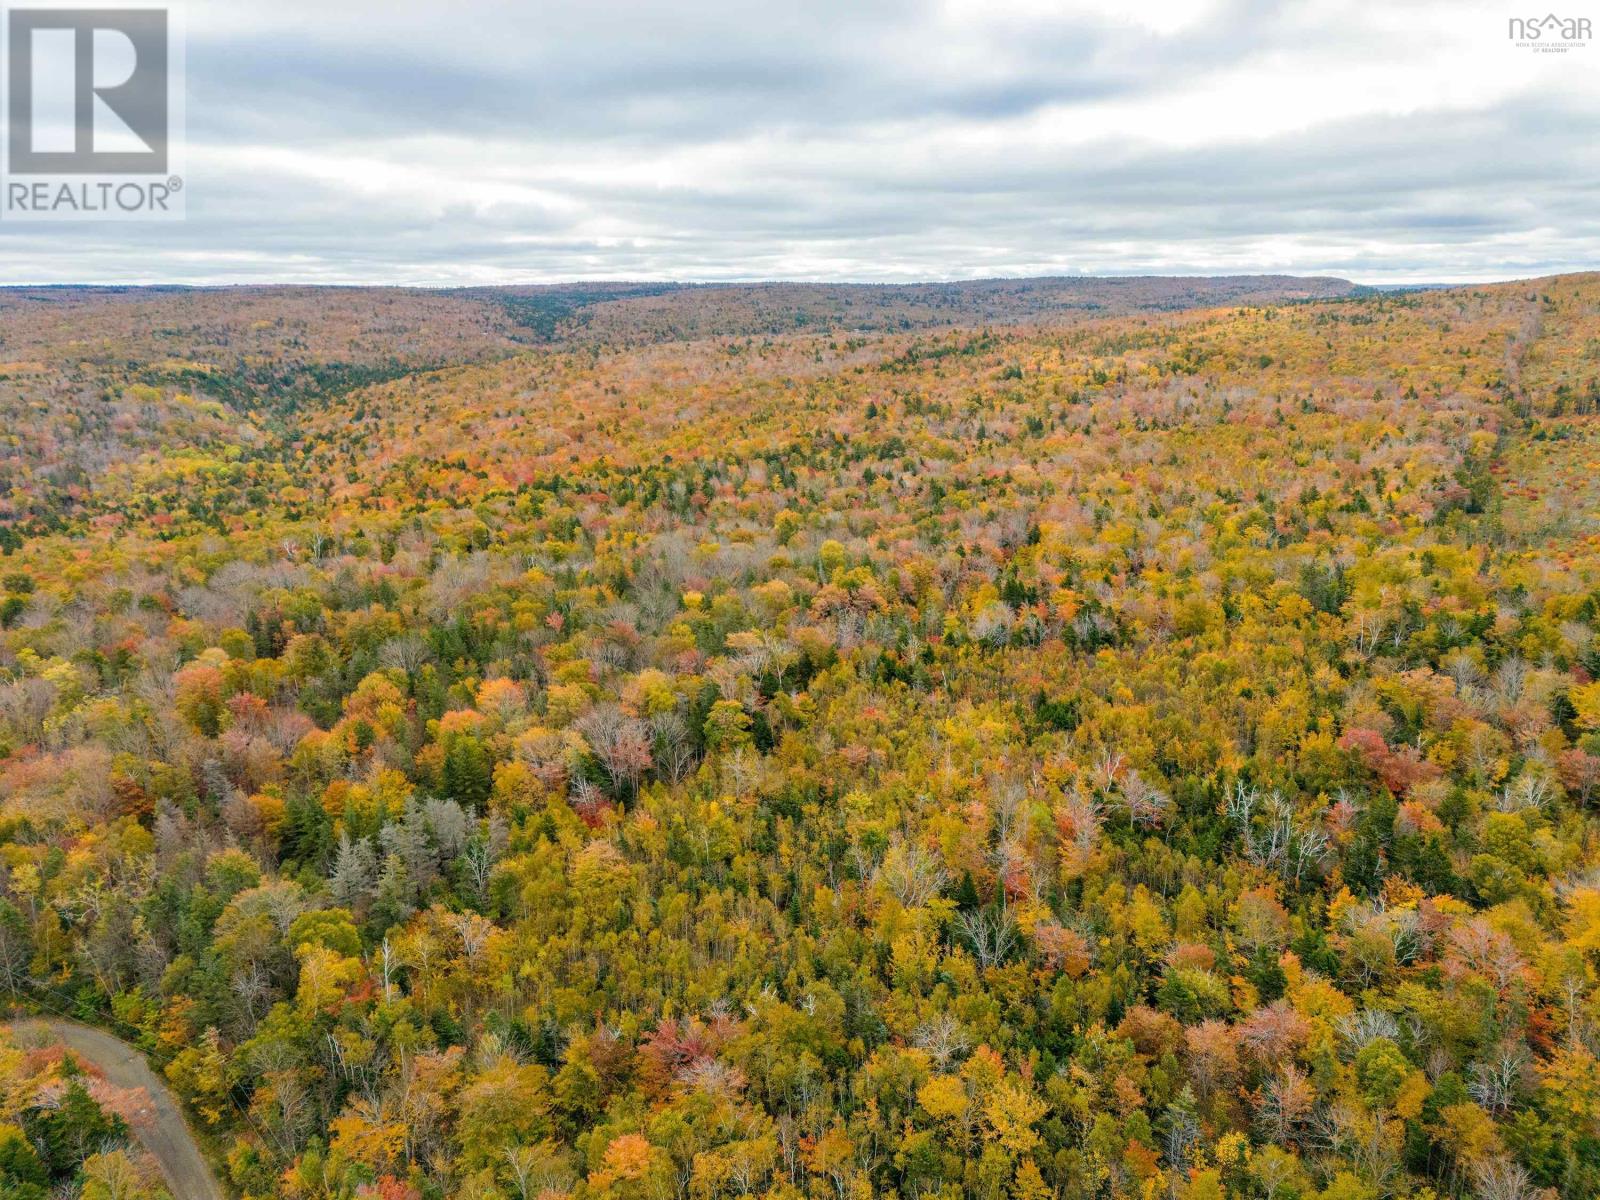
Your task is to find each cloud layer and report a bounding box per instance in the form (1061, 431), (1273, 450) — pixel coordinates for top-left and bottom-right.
(1, 0), (1595, 284)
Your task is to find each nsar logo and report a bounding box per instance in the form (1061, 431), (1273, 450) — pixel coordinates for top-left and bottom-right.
(1508, 12), (1592, 53)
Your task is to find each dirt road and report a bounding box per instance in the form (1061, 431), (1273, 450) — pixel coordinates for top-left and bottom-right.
(4, 1017), (226, 1200)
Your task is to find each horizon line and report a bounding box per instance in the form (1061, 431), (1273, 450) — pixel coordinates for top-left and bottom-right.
(2, 268), (1596, 292)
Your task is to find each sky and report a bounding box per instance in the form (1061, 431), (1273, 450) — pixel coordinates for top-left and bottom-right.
(0, 0), (1596, 286)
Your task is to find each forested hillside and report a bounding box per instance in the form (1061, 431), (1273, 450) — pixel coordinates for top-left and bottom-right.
(1, 273), (1598, 1200)
(0, 276), (1348, 533)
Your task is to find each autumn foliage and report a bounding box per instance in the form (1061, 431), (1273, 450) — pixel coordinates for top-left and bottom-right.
(1, 274), (1599, 1200)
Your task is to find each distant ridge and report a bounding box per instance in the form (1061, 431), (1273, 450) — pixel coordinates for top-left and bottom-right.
(0, 273), (1358, 355)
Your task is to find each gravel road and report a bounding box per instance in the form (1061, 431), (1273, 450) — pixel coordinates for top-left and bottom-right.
(4, 1017), (226, 1200)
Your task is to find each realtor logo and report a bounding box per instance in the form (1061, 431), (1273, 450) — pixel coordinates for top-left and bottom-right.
(1, 5), (184, 219)
(8, 8), (166, 172)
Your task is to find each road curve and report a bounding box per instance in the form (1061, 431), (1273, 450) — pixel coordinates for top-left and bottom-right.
(4, 1017), (226, 1200)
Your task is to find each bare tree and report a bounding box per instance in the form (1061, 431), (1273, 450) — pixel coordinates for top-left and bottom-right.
(378, 634), (432, 675)
(650, 710), (698, 783)
(1120, 768), (1172, 829)
(1468, 1044), (1530, 1113)
(875, 841), (949, 909)
(448, 911), (495, 963)
(1256, 1065), (1315, 1145)
(504, 1143), (574, 1200)
(231, 960), (271, 1024)
(957, 908), (1016, 968)
(1472, 1157), (1544, 1200)
(578, 703), (654, 797)
(912, 1013), (970, 1070)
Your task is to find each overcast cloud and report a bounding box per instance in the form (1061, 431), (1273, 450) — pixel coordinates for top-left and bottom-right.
(1, 0), (1595, 284)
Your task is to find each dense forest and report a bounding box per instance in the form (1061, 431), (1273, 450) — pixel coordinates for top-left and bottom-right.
(1, 273), (1598, 1200)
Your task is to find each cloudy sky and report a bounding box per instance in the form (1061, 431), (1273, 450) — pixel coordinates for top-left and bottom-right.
(2, 0), (1596, 285)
